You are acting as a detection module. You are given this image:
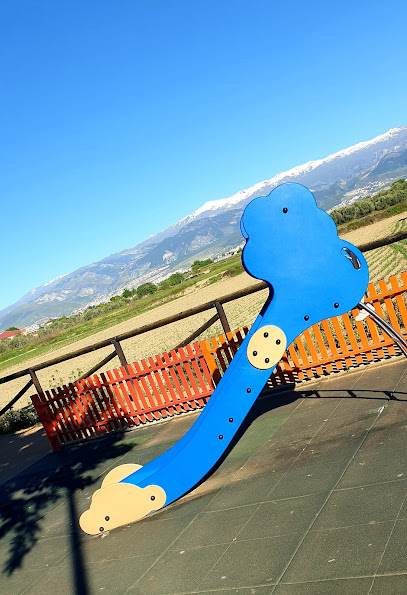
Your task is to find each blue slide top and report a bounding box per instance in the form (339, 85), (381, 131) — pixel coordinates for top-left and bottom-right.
(79, 184), (369, 534)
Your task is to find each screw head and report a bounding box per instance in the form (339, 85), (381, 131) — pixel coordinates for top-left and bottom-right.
(283, 207), (288, 213)
(229, 418), (233, 423)
(219, 435), (223, 440)
(99, 527), (104, 532)
(105, 516), (110, 522)
(304, 315), (309, 321)
(265, 358), (270, 364)
(151, 495), (155, 501)
(264, 332), (269, 337)
(246, 388), (251, 393)
(276, 339), (281, 345)
(253, 350), (258, 356)
(334, 303), (339, 308)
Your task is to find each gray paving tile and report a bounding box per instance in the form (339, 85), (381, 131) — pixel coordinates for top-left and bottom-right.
(238, 493), (326, 541)
(130, 544), (228, 594)
(314, 481), (407, 529)
(109, 514), (199, 558)
(337, 408), (407, 489)
(293, 430), (368, 470)
(298, 369), (365, 392)
(267, 461), (342, 500)
(204, 587), (273, 595)
(370, 573), (407, 594)
(57, 528), (134, 566)
(206, 471), (284, 512)
(0, 534), (70, 574)
(325, 396), (390, 421)
(282, 522), (393, 583)
(16, 564), (73, 594)
(88, 554), (159, 593)
(351, 360), (407, 392)
(376, 519), (407, 575)
(274, 577), (372, 594)
(313, 406), (382, 439)
(0, 567), (45, 595)
(171, 504), (258, 549)
(279, 397), (342, 428)
(158, 490), (221, 520)
(198, 535), (300, 591)
(247, 438), (309, 473)
(398, 492), (407, 519)
(260, 419), (324, 448)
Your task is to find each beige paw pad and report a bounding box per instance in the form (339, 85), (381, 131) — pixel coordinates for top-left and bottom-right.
(101, 463), (143, 488)
(247, 325), (287, 370)
(91, 463), (144, 501)
(80, 483), (166, 535)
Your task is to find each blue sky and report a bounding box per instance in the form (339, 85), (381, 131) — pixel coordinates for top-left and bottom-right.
(1, 0), (407, 311)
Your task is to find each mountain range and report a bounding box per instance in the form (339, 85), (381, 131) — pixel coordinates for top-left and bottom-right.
(2, 126), (407, 331)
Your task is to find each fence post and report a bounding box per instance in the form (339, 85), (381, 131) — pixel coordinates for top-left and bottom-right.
(29, 369), (44, 396)
(214, 301), (231, 336)
(30, 392), (61, 452)
(111, 338), (128, 368)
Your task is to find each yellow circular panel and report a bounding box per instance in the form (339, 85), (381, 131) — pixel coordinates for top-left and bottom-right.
(247, 325), (287, 370)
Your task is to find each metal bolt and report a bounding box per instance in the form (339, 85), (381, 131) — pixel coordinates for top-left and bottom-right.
(229, 418), (233, 423)
(304, 315), (309, 321)
(99, 527), (104, 532)
(283, 207), (288, 213)
(276, 339), (281, 345)
(265, 358), (270, 363)
(105, 516), (110, 522)
(246, 388), (251, 393)
(264, 332), (269, 337)
(151, 495), (155, 501)
(334, 303), (339, 308)
(253, 350), (258, 356)
(219, 435), (223, 440)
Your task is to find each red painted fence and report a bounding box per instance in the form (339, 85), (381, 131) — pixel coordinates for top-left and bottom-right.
(31, 274), (407, 451)
(31, 344), (215, 451)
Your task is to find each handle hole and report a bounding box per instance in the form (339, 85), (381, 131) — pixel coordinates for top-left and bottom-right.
(342, 247), (361, 270)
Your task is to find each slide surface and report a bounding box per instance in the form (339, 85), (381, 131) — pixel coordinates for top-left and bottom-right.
(80, 183), (369, 534)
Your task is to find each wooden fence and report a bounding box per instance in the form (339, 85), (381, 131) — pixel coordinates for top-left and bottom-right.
(31, 274), (407, 451)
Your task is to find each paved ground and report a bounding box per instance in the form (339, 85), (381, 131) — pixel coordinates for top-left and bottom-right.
(0, 357), (406, 594)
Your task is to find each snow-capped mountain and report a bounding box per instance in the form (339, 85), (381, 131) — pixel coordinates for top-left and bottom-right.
(1, 126), (407, 330)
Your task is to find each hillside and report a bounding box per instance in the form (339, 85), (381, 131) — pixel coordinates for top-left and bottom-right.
(1, 126), (407, 331)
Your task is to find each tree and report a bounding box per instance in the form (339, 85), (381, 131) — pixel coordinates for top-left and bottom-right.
(159, 273), (185, 290)
(392, 179), (407, 188)
(191, 259), (212, 273)
(5, 327), (19, 331)
(136, 283), (157, 298)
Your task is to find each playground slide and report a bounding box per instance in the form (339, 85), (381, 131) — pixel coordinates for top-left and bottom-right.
(80, 183), (369, 534)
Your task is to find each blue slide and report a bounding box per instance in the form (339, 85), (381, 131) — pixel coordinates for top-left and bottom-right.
(80, 184), (369, 535)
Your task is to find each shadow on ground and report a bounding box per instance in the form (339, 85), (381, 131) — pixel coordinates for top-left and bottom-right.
(0, 432), (136, 593)
(1, 363), (406, 594)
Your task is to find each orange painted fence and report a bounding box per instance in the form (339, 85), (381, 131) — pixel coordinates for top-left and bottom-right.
(31, 274), (407, 451)
(203, 274), (407, 386)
